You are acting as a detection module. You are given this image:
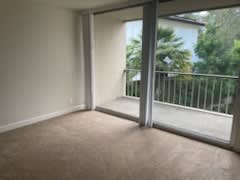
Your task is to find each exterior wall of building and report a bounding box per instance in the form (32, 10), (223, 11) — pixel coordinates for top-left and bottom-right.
(94, 13), (126, 105)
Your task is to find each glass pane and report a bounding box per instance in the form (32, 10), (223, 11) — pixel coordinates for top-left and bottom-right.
(94, 6), (143, 118)
(152, 7), (240, 142)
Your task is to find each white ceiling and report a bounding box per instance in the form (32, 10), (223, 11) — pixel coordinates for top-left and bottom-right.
(105, 6), (143, 21)
(18, 0), (240, 11)
(96, 0), (240, 21)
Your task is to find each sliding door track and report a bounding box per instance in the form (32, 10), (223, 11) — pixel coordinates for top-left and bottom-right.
(96, 107), (232, 151)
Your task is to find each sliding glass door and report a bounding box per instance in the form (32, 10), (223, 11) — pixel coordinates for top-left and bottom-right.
(94, 6), (144, 119)
(91, 1), (240, 150)
(152, 7), (240, 144)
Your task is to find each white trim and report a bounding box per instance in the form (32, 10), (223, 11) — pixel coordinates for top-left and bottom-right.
(0, 104), (86, 134)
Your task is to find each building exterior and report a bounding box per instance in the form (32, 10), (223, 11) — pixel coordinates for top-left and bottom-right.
(127, 16), (205, 63)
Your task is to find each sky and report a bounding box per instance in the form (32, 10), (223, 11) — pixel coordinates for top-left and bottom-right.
(126, 20), (142, 44)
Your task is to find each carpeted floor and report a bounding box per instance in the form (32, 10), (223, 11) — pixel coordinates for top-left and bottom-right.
(0, 111), (240, 180)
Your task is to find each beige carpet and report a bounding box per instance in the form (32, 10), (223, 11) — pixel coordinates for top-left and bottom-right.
(0, 111), (240, 180)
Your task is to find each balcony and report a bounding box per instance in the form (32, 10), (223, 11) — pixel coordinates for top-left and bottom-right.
(98, 69), (239, 142)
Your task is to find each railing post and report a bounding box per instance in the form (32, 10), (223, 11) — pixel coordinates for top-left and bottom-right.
(126, 69), (238, 115)
(123, 70), (126, 97)
(139, 0), (158, 127)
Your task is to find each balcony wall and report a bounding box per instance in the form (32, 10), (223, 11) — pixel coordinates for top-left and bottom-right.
(94, 13), (126, 105)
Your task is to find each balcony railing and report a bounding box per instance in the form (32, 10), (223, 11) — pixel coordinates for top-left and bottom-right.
(125, 69), (239, 115)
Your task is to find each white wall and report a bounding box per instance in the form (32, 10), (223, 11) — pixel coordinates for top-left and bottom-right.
(0, 1), (85, 128)
(94, 13), (126, 105)
(159, 19), (202, 63)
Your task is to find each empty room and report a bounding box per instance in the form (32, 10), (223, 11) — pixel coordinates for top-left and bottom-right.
(0, 0), (240, 179)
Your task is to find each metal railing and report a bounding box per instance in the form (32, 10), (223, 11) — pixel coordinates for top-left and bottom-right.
(125, 69), (239, 114)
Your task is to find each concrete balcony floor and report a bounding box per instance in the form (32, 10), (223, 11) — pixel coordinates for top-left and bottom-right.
(98, 97), (233, 141)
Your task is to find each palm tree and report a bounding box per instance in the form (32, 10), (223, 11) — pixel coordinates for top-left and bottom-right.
(127, 27), (192, 72)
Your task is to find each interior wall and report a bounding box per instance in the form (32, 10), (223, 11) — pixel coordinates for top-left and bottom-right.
(0, 1), (85, 127)
(94, 13), (126, 105)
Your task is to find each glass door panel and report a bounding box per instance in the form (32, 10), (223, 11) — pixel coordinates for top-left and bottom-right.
(94, 6), (143, 119)
(152, 7), (239, 142)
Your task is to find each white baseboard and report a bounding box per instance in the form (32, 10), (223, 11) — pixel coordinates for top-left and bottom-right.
(0, 104), (87, 134)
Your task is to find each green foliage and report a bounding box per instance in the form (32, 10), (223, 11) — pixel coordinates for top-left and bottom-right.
(194, 8), (240, 76)
(156, 27), (192, 72)
(194, 23), (230, 74)
(193, 10), (240, 114)
(126, 36), (142, 70)
(231, 40), (240, 71)
(126, 9), (240, 114)
(209, 8), (240, 48)
(127, 27), (192, 72)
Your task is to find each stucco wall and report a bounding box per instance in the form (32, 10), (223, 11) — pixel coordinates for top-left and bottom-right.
(94, 13), (126, 105)
(0, 1), (85, 127)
